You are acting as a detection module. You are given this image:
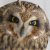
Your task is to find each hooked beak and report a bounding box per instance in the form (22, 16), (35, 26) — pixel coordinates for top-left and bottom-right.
(20, 26), (24, 37)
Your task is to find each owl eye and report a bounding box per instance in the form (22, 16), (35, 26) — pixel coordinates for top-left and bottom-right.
(12, 17), (19, 23)
(8, 14), (19, 23)
(29, 20), (39, 26)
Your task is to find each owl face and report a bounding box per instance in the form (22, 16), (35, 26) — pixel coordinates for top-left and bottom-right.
(2, 3), (48, 40)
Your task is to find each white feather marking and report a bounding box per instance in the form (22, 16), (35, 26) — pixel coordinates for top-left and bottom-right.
(33, 30), (45, 39)
(13, 12), (21, 19)
(25, 16), (37, 25)
(34, 36), (39, 39)
(32, 10), (46, 22)
(6, 30), (12, 34)
(28, 16), (37, 21)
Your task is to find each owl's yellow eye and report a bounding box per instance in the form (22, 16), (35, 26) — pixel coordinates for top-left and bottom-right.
(29, 21), (37, 25)
(29, 22), (32, 25)
(34, 21), (36, 25)
(12, 17), (19, 23)
(8, 14), (19, 23)
(29, 20), (39, 26)
(12, 17), (15, 22)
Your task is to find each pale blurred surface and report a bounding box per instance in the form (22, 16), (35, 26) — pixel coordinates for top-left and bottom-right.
(0, 0), (50, 50)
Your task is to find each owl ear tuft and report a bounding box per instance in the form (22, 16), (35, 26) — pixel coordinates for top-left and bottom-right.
(0, 15), (3, 23)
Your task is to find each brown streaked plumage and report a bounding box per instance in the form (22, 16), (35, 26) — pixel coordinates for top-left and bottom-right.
(0, 1), (49, 50)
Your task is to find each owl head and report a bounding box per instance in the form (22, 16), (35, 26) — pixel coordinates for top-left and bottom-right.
(2, 1), (49, 40)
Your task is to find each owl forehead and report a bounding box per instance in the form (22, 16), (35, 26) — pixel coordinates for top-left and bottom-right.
(12, 12), (38, 22)
(3, 1), (45, 22)
(3, 7), (38, 23)
(4, 10), (39, 23)
(20, 12), (33, 22)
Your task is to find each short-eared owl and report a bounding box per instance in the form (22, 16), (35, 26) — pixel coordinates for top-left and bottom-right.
(0, 0), (49, 50)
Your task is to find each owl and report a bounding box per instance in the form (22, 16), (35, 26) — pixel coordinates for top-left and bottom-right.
(0, 0), (49, 50)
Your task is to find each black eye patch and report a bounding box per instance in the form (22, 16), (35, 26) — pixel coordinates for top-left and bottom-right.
(8, 14), (19, 23)
(29, 20), (39, 27)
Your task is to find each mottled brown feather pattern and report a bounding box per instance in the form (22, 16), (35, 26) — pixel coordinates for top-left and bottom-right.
(0, 1), (49, 50)
(0, 33), (49, 50)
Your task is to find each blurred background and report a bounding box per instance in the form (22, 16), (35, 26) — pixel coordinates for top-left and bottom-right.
(0, 0), (50, 50)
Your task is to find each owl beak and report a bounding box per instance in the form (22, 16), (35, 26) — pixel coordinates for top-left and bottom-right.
(20, 26), (24, 37)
